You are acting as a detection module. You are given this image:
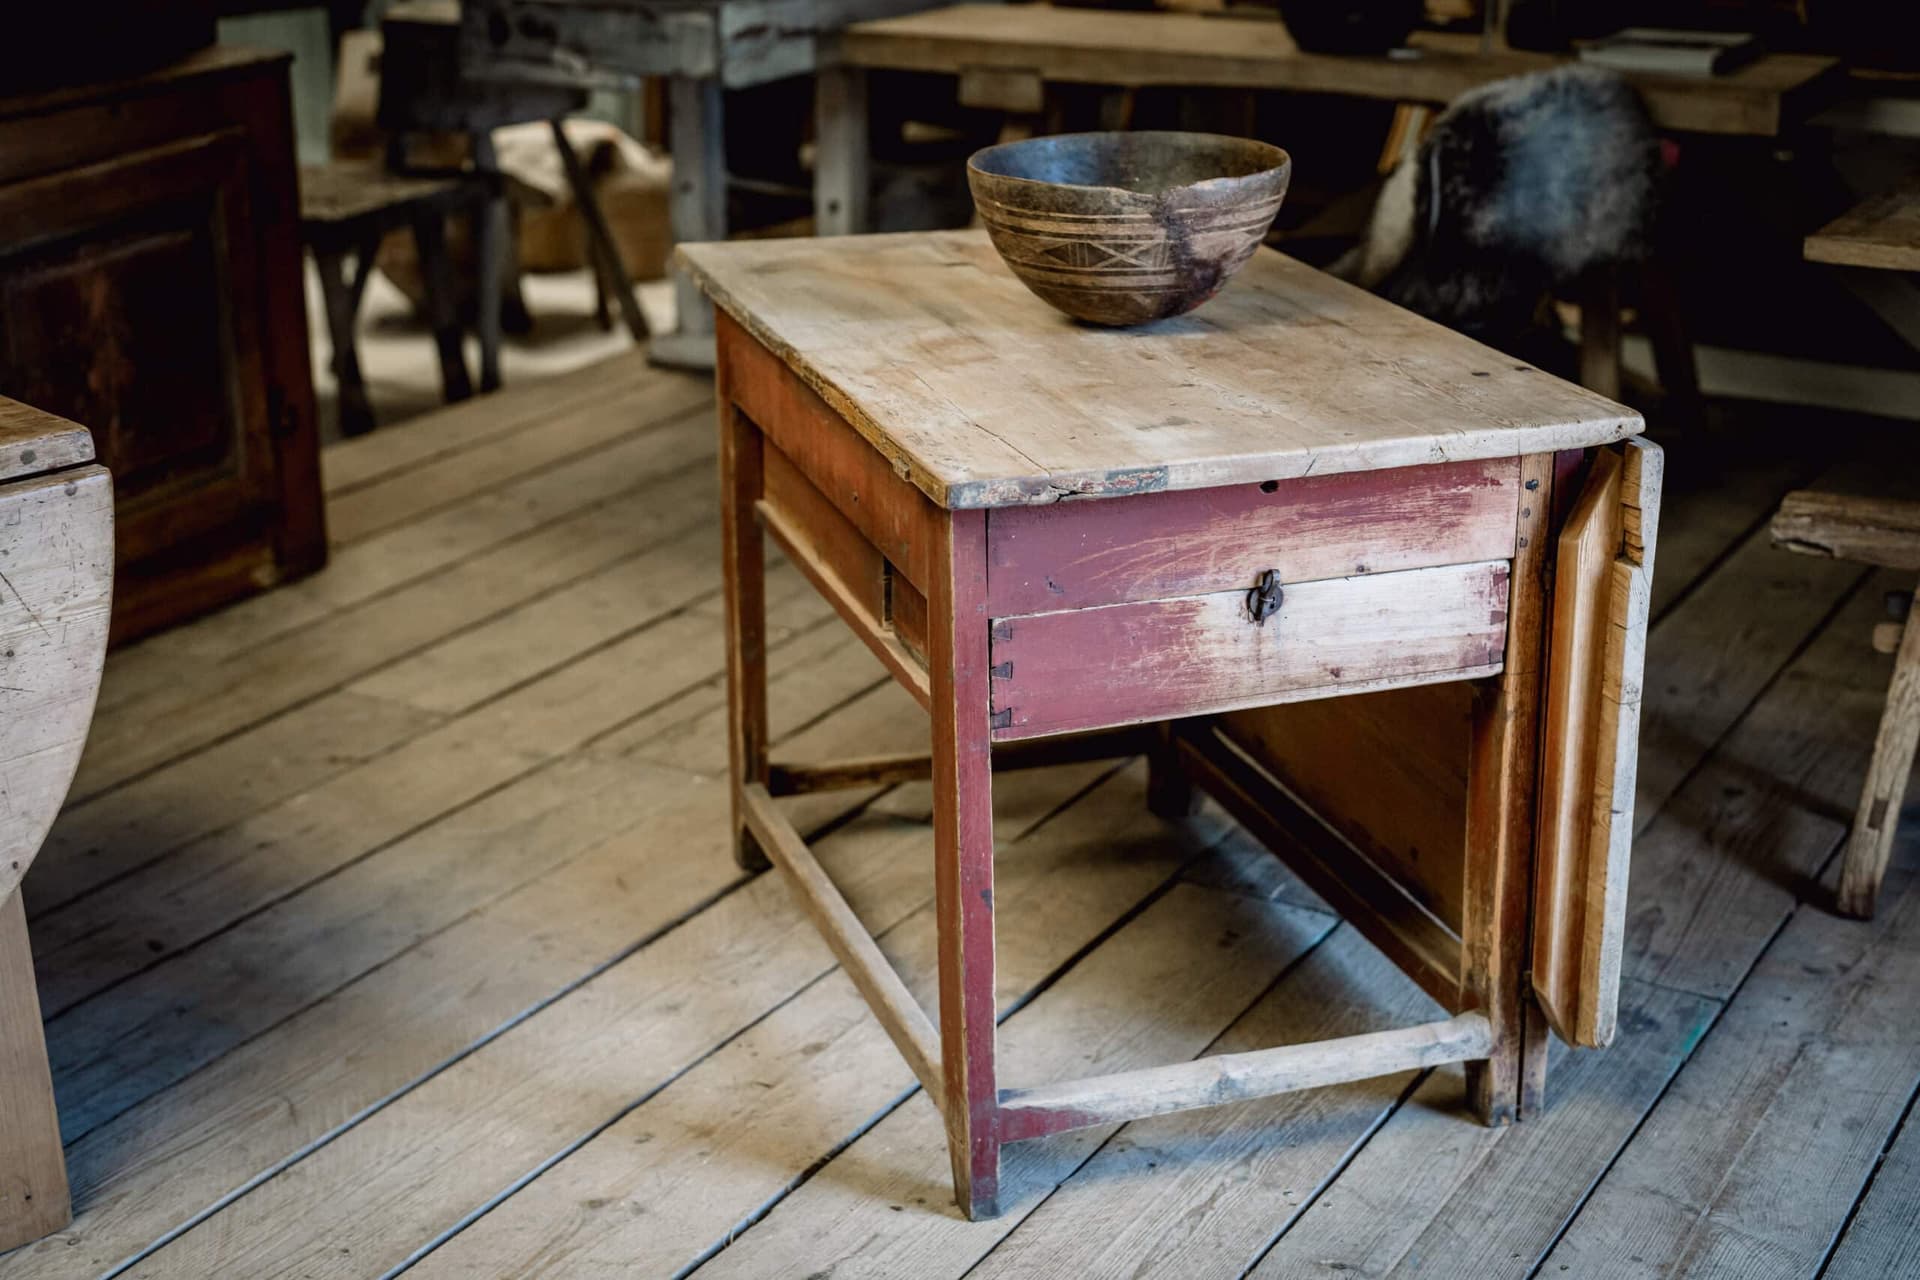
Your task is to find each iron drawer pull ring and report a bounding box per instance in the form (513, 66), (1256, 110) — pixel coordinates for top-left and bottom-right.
(1247, 569), (1284, 625)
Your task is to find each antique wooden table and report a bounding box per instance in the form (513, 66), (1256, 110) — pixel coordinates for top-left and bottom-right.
(680, 228), (1660, 1219)
(0, 398), (111, 1252)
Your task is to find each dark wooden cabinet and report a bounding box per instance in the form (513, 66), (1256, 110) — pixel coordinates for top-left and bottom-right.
(0, 49), (325, 643)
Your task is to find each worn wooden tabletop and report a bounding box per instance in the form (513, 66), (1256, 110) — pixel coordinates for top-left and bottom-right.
(679, 230), (1640, 509)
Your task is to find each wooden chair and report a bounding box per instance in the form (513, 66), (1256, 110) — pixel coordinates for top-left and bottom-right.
(1772, 492), (1920, 918)
(299, 163), (496, 436)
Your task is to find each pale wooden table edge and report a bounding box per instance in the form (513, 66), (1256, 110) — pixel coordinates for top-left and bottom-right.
(677, 242), (1644, 511)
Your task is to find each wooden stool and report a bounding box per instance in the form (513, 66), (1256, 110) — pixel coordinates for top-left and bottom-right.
(682, 230), (1660, 1219)
(299, 163), (495, 436)
(1772, 491), (1920, 918)
(0, 399), (112, 1252)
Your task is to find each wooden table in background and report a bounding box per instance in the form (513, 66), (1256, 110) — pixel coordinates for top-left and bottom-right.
(455, 0), (946, 369)
(682, 229), (1661, 1219)
(813, 4), (1843, 233)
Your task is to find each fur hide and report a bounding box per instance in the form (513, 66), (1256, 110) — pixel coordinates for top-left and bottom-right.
(1338, 65), (1662, 343)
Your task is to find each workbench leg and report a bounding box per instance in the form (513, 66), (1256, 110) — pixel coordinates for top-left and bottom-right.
(1839, 581), (1920, 918)
(931, 509), (1001, 1219)
(719, 363), (770, 873)
(0, 890), (68, 1253)
(1463, 452), (1556, 1125)
(658, 75), (726, 370)
(815, 64), (870, 237)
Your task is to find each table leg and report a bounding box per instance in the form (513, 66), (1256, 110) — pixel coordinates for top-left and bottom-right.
(815, 64), (870, 237)
(1462, 451), (1556, 1124)
(1577, 266), (1622, 403)
(0, 889), (68, 1253)
(412, 212), (475, 406)
(469, 131), (509, 393)
(657, 75), (726, 370)
(313, 245), (376, 436)
(720, 377), (770, 872)
(1146, 721), (1199, 821)
(931, 508), (1001, 1219)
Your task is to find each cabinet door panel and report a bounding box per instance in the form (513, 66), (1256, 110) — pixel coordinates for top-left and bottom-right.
(0, 131), (272, 569)
(1532, 438), (1662, 1049)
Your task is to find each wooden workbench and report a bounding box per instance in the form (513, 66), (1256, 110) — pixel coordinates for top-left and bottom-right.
(682, 229), (1661, 1219)
(814, 5), (1842, 233)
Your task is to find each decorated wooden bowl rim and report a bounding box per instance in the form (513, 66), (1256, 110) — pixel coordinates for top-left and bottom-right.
(967, 131), (1291, 205)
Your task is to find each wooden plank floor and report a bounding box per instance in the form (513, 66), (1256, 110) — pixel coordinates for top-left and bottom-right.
(4, 353), (1917, 1279)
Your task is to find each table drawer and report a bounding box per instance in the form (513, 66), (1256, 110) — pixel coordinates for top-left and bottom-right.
(985, 457), (1520, 616)
(988, 559), (1510, 740)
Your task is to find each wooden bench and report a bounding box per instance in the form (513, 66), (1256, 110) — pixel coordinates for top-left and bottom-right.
(1805, 178), (1920, 275)
(1772, 491), (1920, 918)
(0, 400), (112, 1252)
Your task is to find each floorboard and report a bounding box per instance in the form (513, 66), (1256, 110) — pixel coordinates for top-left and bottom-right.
(3, 356), (1913, 1280)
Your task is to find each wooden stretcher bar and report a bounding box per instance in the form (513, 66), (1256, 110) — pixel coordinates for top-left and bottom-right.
(741, 774), (1495, 1149)
(741, 781), (945, 1107)
(766, 727), (1157, 796)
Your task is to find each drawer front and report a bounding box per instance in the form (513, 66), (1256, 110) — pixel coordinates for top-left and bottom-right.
(985, 457), (1519, 617)
(988, 559), (1510, 740)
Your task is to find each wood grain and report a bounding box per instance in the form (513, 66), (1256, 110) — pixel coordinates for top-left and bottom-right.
(0, 399), (92, 484)
(0, 891), (67, 1253)
(1805, 178), (1920, 273)
(110, 760), (1183, 1279)
(720, 309), (940, 586)
(689, 885), (1334, 1278)
(2, 641), (928, 1278)
(1838, 570), (1920, 917)
(678, 231), (1640, 509)
(966, 923), (1437, 1280)
(1534, 440), (1663, 1049)
(1218, 683), (1472, 933)
(0, 465), (113, 904)
(990, 560), (1509, 740)
(983, 456), (1518, 616)
(1541, 840), (1920, 1279)
(997, 1011), (1490, 1140)
(1772, 488), (1920, 571)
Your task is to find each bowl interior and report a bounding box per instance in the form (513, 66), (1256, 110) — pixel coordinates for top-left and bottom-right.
(969, 131), (1287, 198)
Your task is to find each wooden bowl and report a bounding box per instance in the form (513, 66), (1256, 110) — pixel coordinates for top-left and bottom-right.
(967, 131), (1291, 326)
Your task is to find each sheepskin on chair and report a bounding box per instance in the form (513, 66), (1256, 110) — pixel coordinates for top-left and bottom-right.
(1338, 65), (1662, 344)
